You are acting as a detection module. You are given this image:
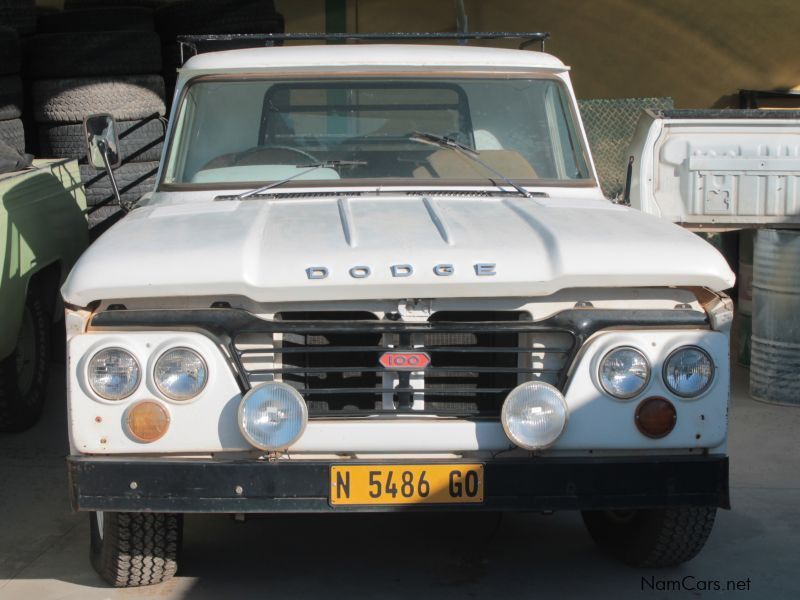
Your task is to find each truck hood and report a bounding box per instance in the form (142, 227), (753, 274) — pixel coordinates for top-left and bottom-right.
(62, 194), (735, 305)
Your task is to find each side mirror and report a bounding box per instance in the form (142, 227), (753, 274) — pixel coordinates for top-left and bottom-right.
(84, 114), (121, 170)
(83, 113), (128, 211)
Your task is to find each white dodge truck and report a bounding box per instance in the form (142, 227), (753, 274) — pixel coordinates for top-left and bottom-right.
(63, 35), (735, 587)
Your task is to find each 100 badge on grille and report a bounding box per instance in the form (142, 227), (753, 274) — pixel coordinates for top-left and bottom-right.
(330, 464), (484, 505)
(379, 351), (431, 370)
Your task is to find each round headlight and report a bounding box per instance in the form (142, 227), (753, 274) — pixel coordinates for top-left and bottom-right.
(154, 348), (208, 401)
(664, 346), (714, 398)
(88, 348), (140, 400)
(238, 383), (308, 451)
(501, 381), (568, 450)
(599, 347), (650, 399)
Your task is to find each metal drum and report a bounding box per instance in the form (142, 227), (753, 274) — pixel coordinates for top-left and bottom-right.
(750, 229), (800, 405)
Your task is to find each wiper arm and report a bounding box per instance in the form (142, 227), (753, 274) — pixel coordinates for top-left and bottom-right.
(410, 131), (480, 156)
(409, 131), (533, 198)
(235, 160), (367, 199)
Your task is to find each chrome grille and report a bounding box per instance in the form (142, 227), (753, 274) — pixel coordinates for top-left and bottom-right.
(233, 311), (576, 417)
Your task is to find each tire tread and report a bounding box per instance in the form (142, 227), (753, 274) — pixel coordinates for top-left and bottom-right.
(37, 7), (155, 33)
(25, 31), (161, 79)
(32, 75), (165, 123)
(0, 75), (23, 120)
(0, 118), (24, 154)
(80, 161), (158, 208)
(39, 118), (165, 163)
(0, 26), (21, 75)
(582, 506), (717, 568)
(91, 512), (181, 587)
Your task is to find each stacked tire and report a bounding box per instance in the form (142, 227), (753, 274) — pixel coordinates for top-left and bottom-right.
(156, 0), (284, 106)
(0, 25), (24, 154)
(0, 0), (35, 35)
(0, 0), (34, 156)
(29, 5), (166, 232)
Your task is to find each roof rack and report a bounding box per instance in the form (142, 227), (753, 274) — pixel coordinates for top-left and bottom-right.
(176, 31), (550, 64)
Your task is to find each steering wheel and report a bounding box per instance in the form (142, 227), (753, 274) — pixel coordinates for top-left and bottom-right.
(232, 145), (320, 166)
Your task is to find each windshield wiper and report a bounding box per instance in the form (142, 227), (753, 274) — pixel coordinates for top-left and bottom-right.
(409, 131), (533, 198)
(235, 160), (367, 199)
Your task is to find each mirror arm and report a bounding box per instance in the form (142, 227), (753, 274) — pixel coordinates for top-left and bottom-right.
(97, 139), (126, 212)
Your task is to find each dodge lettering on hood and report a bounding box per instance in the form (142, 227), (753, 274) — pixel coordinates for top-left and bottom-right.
(63, 37), (735, 586)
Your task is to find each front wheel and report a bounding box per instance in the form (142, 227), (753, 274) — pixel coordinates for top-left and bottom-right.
(582, 506), (717, 567)
(0, 291), (50, 432)
(90, 511), (183, 587)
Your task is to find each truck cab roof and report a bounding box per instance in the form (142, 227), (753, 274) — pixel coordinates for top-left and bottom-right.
(179, 43), (569, 74)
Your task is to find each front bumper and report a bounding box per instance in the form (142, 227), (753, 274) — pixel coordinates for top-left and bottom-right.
(67, 455), (729, 513)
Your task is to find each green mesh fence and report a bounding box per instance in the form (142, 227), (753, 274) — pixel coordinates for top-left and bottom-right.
(578, 97), (674, 199)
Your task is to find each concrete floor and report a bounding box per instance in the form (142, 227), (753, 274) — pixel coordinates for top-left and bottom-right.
(0, 363), (797, 600)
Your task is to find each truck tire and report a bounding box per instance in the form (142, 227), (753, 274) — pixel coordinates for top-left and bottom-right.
(0, 290), (50, 433)
(32, 75), (166, 123)
(90, 512), (182, 587)
(81, 161), (158, 207)
(0, 75), (22, 120)
(26, 32), (162, 78)
(0, 118), (24, 153)
(87, 204), (123, 235)
(37, 7), (155, 33)
(39, 117), (165, 163)
(66, 0), (165, 8)
(0, 26), (20, 75)
(156, 0), (279, 36)
(0, 0), (36, 35)
(582, 506), (717, 567)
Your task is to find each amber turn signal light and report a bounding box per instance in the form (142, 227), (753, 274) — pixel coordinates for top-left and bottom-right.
(126, 401), (170, 443)
(635, 397), (676, 439)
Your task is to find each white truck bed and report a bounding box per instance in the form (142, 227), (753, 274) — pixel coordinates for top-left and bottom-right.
(627, 109), (800, 229)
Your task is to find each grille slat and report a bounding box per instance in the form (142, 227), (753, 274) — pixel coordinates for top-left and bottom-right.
(234, 321), (571, 333)
(297, 387), (513, 395)
(233, 311), (576, 417)
(239, 346), (569, 355)
(246, 366), (564, 375)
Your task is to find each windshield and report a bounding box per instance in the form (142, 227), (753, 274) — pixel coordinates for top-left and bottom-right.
(162, 76), (592, 188)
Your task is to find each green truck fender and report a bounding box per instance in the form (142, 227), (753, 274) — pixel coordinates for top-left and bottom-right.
(0, 159), (88, 361)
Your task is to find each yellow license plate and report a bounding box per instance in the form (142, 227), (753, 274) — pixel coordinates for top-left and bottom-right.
(330, 464), (484, 506)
